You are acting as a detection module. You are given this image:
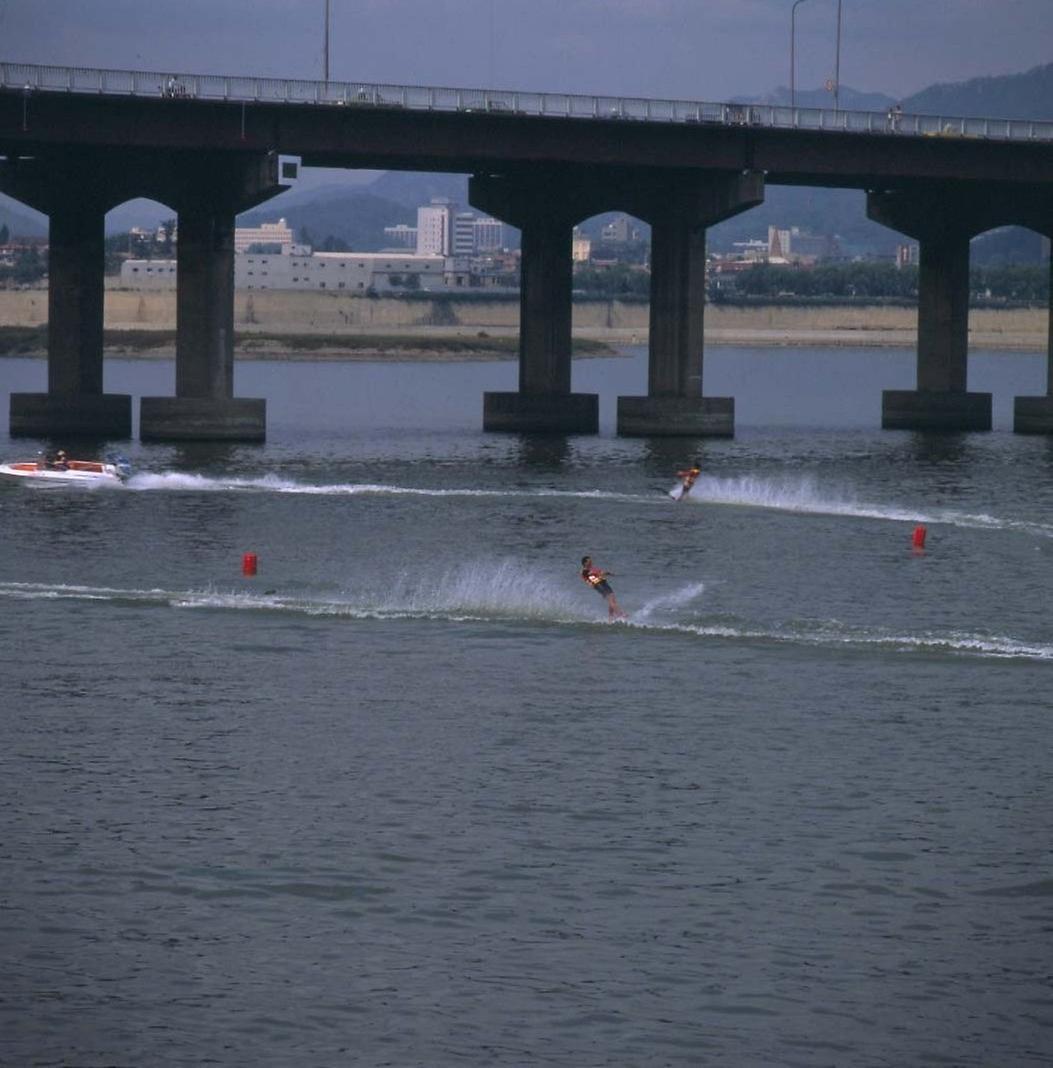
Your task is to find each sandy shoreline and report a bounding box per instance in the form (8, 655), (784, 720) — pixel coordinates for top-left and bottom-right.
(0, 287), (1047, 356)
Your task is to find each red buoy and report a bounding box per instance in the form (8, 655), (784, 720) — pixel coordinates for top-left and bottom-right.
(912, 525), (927, 550)
(242, 552), (258, 576)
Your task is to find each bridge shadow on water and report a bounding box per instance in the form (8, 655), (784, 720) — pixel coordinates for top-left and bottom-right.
(512, 434), (572, 469)
(147, 441), (255, 474)
(640, 436), (708, 478)
(901, 431), (976, 467)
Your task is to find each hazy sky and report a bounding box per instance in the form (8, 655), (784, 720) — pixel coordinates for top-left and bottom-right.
(2, 0), (1051, 104)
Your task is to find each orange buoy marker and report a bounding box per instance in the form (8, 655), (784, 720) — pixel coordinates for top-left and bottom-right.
(242, 551), (258, 577)
(912, 525), (927, 551)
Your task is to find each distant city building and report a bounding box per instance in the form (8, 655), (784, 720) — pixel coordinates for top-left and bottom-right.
(600, 215), (640, 244)
(120, 250), (447, 292)
(465, 251), (519, 288)
(730, 239), (769, 262)
(452, 211), (507, 256)
(383, 223), (417, 249)
(768, 225), (834, 265)
(896, 242), (919, 268)
(572, 230), (592, 263)
(452, 212), (477, 257)
(120, 260), (177, 287)
(417, 198), (454, 256)
(234, 218), (295, 255)
(472, 216), (505, 252)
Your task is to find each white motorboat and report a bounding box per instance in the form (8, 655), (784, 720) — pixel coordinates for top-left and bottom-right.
(0, 456), (132, 488)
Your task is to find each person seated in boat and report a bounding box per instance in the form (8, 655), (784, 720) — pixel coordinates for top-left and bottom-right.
(676, 459), (702, 499)
(49, 450), (69, 470)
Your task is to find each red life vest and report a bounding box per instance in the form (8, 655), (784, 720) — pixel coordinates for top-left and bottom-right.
(582, 566), (604, 587)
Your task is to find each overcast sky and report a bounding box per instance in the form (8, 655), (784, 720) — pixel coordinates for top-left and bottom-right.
(2, 0), (1052, 104)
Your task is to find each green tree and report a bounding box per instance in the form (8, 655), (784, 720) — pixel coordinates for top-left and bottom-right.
(573, 264), (650, 298)
(12, 247), (45, 284)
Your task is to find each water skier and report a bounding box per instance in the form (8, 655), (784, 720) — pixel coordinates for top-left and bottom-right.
(675, 459), (701, 500)
(581, 555), (627, 620)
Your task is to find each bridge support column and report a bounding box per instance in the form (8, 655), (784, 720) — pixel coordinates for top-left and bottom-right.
(617, 172), (763, 436)
(1013, 243), (1053, 433)
(1, 163), (131, 438)
(868, 190), (991, 431)
(141, 153), (284, 441)
(470, 174), (597, 433)
(140, 205), (265, 440)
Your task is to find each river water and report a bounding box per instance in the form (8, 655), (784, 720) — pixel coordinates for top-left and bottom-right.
(1, 346), (1051, 1067)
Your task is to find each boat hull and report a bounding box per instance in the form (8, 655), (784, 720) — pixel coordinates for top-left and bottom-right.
(0, 460), (128, 488)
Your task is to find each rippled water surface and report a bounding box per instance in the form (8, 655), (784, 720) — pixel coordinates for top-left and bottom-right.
(2, 348), (1051, 1066)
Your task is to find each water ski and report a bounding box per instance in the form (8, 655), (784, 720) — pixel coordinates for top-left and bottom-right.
(668, 483), (686, 501)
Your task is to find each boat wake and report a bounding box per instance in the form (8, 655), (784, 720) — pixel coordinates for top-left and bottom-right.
(125, 471), (643, 504)
(3, 577), (1050, 663)
(681, 474), (1053, 539)
(122, 470), (1053, 539)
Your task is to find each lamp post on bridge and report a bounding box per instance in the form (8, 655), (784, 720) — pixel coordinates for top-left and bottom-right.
(834, 0), (842, 110)
(790, 0), (811, 109)
(790, 0), (843, 110)
(323, 0), (331, 84)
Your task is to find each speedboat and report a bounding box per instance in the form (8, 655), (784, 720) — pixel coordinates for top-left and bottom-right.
(0, 456), (132, 488)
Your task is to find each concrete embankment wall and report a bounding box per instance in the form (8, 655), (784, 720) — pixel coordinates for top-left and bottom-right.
(0, 287), (1046, 349)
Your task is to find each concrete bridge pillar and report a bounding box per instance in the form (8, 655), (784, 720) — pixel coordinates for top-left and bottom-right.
(1, 159), (131, 438)
(470, 172), (597, 433)
(140, 152), (284, 440)
(140, 202), (265, 440)
(1013, 238), (1053, 433)
(617, 172), (763, 436)
(868, 189), (991, 431)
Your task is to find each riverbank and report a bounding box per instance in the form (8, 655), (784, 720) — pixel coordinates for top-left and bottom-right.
(0, 288), (1046, 355)
(0, 326), (612, 361)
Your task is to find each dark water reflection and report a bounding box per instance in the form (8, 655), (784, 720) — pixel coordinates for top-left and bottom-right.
(513, 432), (572, 469)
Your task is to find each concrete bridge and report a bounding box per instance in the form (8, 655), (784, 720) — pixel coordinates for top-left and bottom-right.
(2, 60), (1053, 441)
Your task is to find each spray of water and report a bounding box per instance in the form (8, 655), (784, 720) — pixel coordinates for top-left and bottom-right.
(122, 470), (1053, 539)
(681, 474), (1053, 538)
(631, 580), (707, 623)
(2, 578), (1049, 661)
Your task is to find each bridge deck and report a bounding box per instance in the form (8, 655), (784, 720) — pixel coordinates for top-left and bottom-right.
(2, 59), (1052, 145)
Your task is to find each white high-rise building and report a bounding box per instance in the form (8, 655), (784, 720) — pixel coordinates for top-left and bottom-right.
(416, 198), (454, 256)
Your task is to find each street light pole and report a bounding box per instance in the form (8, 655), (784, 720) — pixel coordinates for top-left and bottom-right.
(834, 0), (842, 110)
(791, 0), (843, 110)
(323, 0), (331, 84)
(790, 0), (811, 109)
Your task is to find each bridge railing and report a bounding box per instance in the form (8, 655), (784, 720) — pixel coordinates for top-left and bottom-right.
(3, 60), (1052, 144)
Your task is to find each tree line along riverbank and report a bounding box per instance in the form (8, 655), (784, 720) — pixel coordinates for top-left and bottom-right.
(0, 288), (1047, 356)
